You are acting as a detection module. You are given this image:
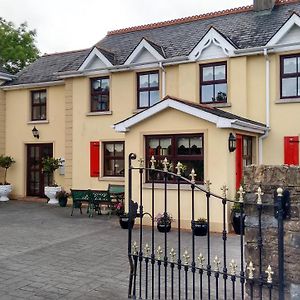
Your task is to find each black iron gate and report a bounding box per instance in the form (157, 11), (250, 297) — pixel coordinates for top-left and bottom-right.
(127, 153), (286, 299)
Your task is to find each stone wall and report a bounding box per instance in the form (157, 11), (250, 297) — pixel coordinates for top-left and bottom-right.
(243, 165), (300, 300)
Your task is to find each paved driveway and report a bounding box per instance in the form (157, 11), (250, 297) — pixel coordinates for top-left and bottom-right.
(0, 201), (240, 299)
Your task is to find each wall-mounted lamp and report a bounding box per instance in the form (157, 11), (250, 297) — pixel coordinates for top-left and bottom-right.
(228, 133), (236, 152)
(32, 126), (39, 139)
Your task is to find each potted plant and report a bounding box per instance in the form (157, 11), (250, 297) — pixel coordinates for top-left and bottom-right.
(56, 189), (69, 207)
(42, 157), (62, 204)
(192, 218), (208, 236)
(115, 201), (124, 216)
(231, 202), (245, 235)
(0, 155), (15, 201)
(119, 213), (135, 229)
(155, 212), (174, 233)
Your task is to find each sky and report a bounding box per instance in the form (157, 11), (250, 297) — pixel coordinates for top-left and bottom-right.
(0, 0), (252, 55)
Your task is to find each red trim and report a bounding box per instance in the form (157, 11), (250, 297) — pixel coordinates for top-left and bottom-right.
(284, 136), (299, 165)
(107, 0), (296, 36)
(235, 135), (243, 190)
(90, 141), (100, 177)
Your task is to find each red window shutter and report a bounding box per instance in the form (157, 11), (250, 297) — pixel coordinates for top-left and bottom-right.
(90, 141), (100, 177)
(284, 136), (299, 165)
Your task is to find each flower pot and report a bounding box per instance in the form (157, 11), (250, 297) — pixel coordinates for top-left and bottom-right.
(231, 211), (245, 235)
(44, 186), (61, 204)
(0, 184), (12, 201)
(157, 223), (171, 233)
(100, 204), (111, 215)
(58, 197), (68, 207)
(192, 222), (208, 236)
(119, 216), (135, 229)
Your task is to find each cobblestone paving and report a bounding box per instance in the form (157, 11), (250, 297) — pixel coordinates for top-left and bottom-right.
(0, 201), (240, 299)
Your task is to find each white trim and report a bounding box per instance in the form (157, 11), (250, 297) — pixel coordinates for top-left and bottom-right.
(124, 39), (165, 65)
(267, 13), (300, 46)
(113, 97), (266, 134)
(188, 27), (236, 60)
(78, 47), (113, 71)
(1, 80), (64, 90)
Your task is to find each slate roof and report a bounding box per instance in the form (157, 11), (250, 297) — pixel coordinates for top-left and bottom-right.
(4, 0), (300, 86)
(114, 95), (266, 128)
(0, 66), (10, 75)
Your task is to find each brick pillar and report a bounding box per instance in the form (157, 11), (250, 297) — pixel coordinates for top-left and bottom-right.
(64, 79), (73, 191)
(244, 165), (300, 300)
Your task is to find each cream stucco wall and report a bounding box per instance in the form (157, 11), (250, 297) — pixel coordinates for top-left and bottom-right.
(124, 108), (239, 232)
(5, 85), (66, 197)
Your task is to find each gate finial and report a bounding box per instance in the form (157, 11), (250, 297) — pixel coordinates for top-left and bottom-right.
(150, 156), (156, 169)
(265, 265), (274, 284)
(277, 187), (283, 197)
(170, 248), (176, 263)
(221, 185), (228, 198)
(213, 256), (221, 272)
(205, 180), (212, 192)
(156, 246), (163, 260)
(183, 250), (190, 265)
(256, 186), (264, 205)
(229, 259), (237, 275)
(197, 253), (205, 268)
(132, 241), (138, 255)
(144, 243), (150, 257)
(189, 169), (197, 184)
(176, 161), (183, 176)
(162, 157), (169, 172)
(138, 158), (144, 168)
(237, 186), (245, 203)
(247, 261), (255, 279)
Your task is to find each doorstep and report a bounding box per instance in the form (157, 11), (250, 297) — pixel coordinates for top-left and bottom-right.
(13, 196), (48, 203)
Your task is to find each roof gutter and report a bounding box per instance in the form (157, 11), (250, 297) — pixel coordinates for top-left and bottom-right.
(1, 80), (65, 91)
(55, 56), (189, 79)
(234, 41), (300, 56)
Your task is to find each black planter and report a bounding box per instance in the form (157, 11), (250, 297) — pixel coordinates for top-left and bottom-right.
(157, 223), (171, 233)
(192, 222), (208, 236)
(119, 216), (135, 229)
(58, 197), (68, 207)
(232, 212), (245, 235)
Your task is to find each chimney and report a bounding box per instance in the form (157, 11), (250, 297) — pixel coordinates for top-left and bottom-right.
(253, 0), (276, 11)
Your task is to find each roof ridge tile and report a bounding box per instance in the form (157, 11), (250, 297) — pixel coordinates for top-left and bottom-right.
(107, 0), (299, 36)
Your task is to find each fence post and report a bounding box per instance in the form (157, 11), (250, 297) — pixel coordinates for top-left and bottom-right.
(277, 187), (285, 300)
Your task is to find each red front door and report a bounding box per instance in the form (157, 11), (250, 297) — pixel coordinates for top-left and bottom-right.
(235, 135), (243, 189)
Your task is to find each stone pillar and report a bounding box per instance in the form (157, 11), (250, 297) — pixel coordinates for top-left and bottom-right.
(243, 165), (300, 300)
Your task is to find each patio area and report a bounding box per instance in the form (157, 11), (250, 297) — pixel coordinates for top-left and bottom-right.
(0, 201), (240, 299)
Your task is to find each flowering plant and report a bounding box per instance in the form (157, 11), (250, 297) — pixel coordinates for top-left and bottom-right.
(115, 201), (124, 216)
(155, 212), (174, 225)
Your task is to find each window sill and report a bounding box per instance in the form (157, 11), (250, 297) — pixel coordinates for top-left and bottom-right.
(275, 98), (300, 104)
(99, 177), (125, 182)
(27, 120), (49, 124)
(86, 111), (112, 116)
(203, 102), (231, 108)
(143, 183), (204, 191)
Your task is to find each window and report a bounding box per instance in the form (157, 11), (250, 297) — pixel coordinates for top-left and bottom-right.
(91, 77), (109, 112)
(281, 54), (300, 99)
(137, 71), (159, 108)
(145, 134), (204, 183)
(200, 62), (227, 103)
(31, 90), (47, 121)
(242, 136), (253, 167)
(103, 142), (124, 177)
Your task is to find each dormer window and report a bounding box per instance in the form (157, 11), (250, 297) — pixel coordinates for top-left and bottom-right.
(137, 71), (160, 108)
(200, 62), (227, 103)
(91, 77), (110, 112)
(281, 54), (300, 99)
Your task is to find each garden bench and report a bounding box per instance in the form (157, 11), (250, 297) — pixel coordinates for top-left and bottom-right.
(70, 189), (112, 217)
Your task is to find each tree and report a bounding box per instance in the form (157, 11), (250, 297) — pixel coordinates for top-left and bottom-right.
(0, 18), (39, 74)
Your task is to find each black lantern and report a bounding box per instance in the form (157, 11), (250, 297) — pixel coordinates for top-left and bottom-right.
(228, 133), (236, 152)
(32, 126), (39, 139)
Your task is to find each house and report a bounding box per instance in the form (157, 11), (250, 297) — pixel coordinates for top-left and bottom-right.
(1, 0), (300, 230)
